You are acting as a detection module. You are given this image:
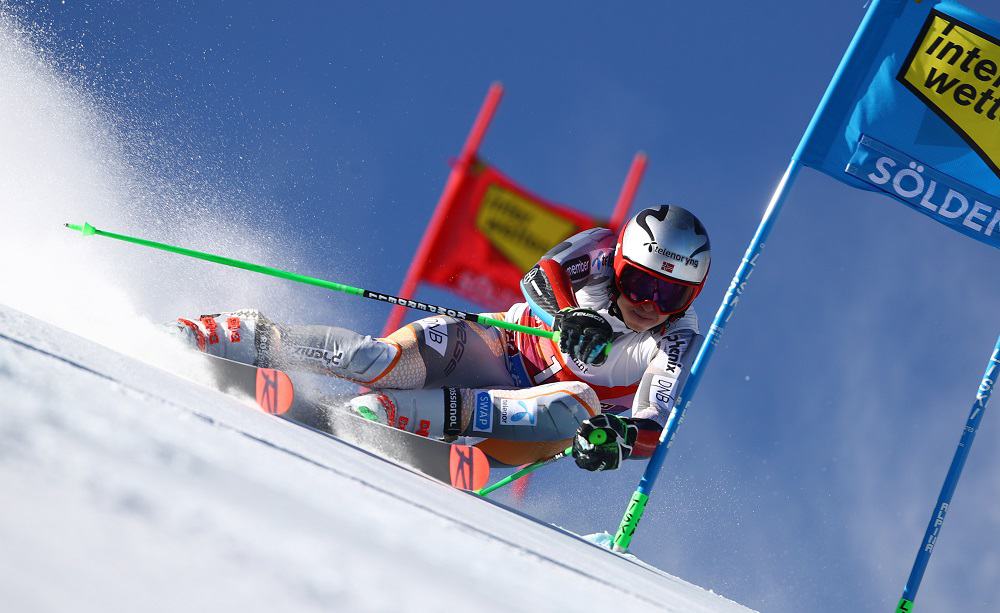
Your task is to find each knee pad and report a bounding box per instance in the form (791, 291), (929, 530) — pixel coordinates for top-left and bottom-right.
(461, 382), (599, 442)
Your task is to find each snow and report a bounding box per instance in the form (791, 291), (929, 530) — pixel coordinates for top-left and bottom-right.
(0, 304), (756, 612)
(0, 14), (754, 610)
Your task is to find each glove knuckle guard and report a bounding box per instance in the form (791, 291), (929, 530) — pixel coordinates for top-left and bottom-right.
(572, 414), (633, 471)
(554, 308), (613, 366)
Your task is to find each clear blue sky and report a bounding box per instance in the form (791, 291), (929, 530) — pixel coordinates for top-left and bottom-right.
(7, 1), (999, 611)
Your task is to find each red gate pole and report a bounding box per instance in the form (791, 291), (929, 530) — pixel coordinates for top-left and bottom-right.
(381, 83), (504, 336)
(609, 152), (647, 232)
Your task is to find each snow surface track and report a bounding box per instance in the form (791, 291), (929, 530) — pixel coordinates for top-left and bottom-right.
(0, 304), (755, 613)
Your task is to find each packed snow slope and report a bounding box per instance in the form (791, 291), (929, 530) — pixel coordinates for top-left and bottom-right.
(0, 303), (756, 613)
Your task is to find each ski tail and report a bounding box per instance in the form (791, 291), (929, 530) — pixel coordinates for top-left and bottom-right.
(255, 368), (294, 415)
(449, 446), (490, 490)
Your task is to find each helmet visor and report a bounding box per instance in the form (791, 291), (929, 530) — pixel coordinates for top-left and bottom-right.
(616, 262), (698, 315)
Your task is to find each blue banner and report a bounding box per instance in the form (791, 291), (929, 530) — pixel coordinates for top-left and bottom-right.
(795, 0), (1000, 249)
(847, 135), (1000, 248)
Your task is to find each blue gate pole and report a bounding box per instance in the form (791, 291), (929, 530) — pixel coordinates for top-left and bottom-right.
(896, 335), (1000, 613)
(610, 0), (893, 555)
(611, 159), (801, 552)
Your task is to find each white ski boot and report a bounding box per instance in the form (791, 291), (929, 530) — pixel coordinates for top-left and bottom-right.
(174, 309), (276, 366)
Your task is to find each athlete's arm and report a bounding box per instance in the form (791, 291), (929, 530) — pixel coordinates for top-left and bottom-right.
(628, 329), (703, 458)
(519, 228), (615, 326)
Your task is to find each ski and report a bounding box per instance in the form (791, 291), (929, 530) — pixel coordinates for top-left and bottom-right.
(194, 354), (490, 491)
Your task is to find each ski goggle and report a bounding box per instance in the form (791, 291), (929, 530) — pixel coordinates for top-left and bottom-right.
(615, 261), (700, 315)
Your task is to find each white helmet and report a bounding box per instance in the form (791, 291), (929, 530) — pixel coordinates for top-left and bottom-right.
(613, 205), (710, 315)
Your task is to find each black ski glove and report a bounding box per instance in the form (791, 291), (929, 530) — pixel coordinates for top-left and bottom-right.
(572, 414), (638, 471)
(553, 307), (612, 366)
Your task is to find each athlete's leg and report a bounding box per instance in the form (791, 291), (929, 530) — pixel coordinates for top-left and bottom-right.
(175, 310), (599, 463)
(350, 380), (599, 446)
(173, 311), (513, 388)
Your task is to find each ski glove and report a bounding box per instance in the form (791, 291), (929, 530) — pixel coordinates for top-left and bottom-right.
(572, 414), (638, 471)
(553, 307), (612, 366)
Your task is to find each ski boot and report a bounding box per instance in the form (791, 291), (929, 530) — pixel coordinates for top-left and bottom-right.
(173, 309), (277, 366)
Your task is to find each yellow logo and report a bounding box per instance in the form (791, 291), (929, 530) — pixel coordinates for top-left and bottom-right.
(475, 185), (578, 272)
(899, 10), (1000, 177)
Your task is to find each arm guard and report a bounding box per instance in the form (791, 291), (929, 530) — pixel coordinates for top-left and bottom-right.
(519, 228), (615, 326)
(629, 418), (664, 459)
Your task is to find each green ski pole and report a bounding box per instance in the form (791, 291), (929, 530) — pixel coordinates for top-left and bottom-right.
(64, 222), (557, 342)
(476, 427), (614, 497)
(476, 446), (572, 497)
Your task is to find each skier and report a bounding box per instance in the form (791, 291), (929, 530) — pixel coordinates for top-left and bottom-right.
(174, 205), (709, 471)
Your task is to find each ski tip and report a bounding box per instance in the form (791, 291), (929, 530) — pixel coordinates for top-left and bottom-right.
(449, 445), (490, 491)
(255, 368), (294, 415)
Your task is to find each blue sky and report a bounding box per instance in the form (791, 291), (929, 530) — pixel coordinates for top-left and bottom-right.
(3, 1), (999, 611)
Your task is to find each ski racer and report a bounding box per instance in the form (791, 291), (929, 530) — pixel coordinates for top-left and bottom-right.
(174, 205), (710, 471)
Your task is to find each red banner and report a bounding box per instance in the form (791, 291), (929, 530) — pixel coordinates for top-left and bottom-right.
(419, 159), (600, 311)
(382, 84), (644, 335)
